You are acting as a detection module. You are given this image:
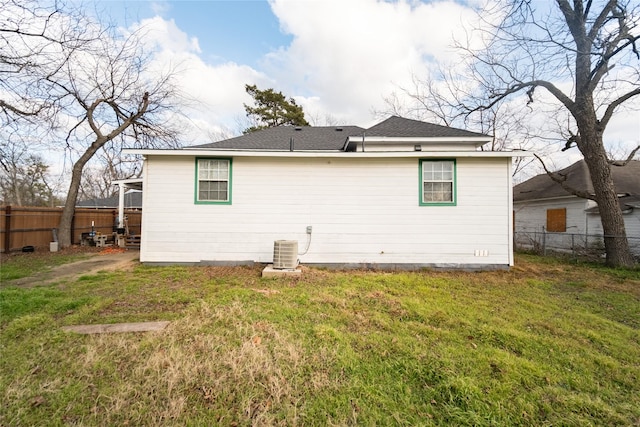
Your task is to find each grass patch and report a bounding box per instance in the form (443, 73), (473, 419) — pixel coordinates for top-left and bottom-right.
(1, 255), (638, 425)
(0, 248), (92, 281)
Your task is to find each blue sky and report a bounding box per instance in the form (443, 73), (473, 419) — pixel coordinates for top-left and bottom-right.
(101, 1), (291, 68)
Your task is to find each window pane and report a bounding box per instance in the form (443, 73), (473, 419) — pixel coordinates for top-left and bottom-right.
(197, 159), (230, 202)
(423, 176), (453, 202)
(198, 167), (208, 180)
(199, 180), (229, 201)
(423, 162), (433, 180)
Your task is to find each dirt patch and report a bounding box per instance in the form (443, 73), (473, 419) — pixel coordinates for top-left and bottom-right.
(8, 249), (139, 288)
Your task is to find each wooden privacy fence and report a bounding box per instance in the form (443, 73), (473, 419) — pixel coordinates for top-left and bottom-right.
(1, 206), (142, 253)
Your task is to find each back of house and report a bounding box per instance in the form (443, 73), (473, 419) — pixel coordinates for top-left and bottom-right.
(127, 116), (527, 270)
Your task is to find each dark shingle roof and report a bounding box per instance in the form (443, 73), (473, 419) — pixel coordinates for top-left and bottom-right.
(186, 116), (490, 151)
(365, 116), (489, 138)
(585, 195), (640, 213)
(514, 160), (640, 202)
(189, 126), (365, 150)
(76, 192), (143, 209)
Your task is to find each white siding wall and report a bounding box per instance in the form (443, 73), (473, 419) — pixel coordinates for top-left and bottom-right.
(141, 156), (512, 266)
(624, 212), (640, 256)
(514, 198), (592, 235)
(513, 198), (591, 252)
(361, 143), (478, 152)
(514, 198), (640, 256)
(587, 211), (640, 256)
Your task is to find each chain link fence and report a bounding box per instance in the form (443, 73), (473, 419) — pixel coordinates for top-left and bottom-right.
(514, 230), (640, 261)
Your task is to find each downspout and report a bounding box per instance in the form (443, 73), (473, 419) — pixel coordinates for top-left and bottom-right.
(362, 132), (366, 152)
(507, 159), (514, 266)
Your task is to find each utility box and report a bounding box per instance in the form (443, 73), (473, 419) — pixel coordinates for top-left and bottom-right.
(273, 240), (298, 269)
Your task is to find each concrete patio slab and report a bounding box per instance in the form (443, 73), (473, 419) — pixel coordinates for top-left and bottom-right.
(261, 264), (302, 278)
(62, 321), (170, 334)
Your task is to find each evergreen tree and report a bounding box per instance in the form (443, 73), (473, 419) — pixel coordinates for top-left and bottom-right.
(243, 84), (309, 133)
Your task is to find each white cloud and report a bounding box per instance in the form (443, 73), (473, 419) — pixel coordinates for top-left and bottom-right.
(264, 0), (478, 125)
(126, 1), (639, 162)
(132, 16), (201, 54)
(150, 1), (171, 17)
(130, 17), (272, 142)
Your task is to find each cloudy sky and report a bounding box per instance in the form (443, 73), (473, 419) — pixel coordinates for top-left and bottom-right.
(97, 0), (482, 135)
(94, 0), (637, 171)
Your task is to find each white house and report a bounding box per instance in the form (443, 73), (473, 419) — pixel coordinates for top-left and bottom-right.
(513, 160), (640, 257)
(126, 116), (528, 270)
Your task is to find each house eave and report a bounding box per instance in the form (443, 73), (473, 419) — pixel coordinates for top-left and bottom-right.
(513, 194), (588, 204)
(124, 148), (531, 159)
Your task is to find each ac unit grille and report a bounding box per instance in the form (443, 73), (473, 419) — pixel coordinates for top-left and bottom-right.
(273, 240), (298, 269)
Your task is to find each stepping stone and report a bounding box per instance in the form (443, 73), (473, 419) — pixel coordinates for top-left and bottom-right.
(62, 321), (170, 334)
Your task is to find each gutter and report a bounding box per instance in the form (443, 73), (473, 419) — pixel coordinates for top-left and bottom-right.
(124, 148), (532, 159)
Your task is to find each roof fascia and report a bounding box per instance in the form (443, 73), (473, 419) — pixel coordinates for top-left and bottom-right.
(513, 194), (588, 203)
(124, 148), (531, 159)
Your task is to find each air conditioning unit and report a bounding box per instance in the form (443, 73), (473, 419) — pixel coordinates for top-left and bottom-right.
(273, 240), (298, 269)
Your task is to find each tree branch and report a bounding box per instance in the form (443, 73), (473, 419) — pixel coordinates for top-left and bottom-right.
(587, 0), (618, 41)
(471, 79), (576, 117)
(104, 92), (149, 141)
(534, 153), (595, 200)
(609, 145), (640, 166)
(599, 87), (640, 129)
(0, 99), (44, 116)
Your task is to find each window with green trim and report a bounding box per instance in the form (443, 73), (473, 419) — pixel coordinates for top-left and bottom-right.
(195, 158), (232, 204)
(420, 159), (456, 205)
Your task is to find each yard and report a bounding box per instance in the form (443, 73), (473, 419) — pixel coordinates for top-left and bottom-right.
(1, 251), (639, 426)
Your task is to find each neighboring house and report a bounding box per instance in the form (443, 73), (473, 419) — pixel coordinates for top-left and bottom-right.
(125, 116), (528, 270)
(513, 160), (640, 256)
(77, 191), (143, 209)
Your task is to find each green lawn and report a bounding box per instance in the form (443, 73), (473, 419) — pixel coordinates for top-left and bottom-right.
(0, 249), (92, 281)
(1, 254), (639, 426)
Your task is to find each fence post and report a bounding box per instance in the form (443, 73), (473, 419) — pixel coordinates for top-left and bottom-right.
(542, 229), (547, 256)
(3, 205), (11, 253)
(585, 233), (588, 253)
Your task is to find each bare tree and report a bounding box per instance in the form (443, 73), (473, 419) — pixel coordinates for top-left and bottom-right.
(305, 111), (347, 127)
(1, 0), (181, 247)
(78, 144), (144, 202)
(449, 0), (639, 267)
(0, 139), (59, 206)
(377, 73), (541, 177)
(0, 0), (93, 122)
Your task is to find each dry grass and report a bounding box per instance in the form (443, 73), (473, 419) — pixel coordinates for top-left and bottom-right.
(1, 253), (639, 425)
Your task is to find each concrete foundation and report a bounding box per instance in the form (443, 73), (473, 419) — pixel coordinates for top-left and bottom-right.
(262, 264), (302, 278)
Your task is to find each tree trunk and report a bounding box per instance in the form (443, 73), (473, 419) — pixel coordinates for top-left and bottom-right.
(58, 138), (107, 247)
(578, 130), (635, 267)
(57, 163), (83, 247)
